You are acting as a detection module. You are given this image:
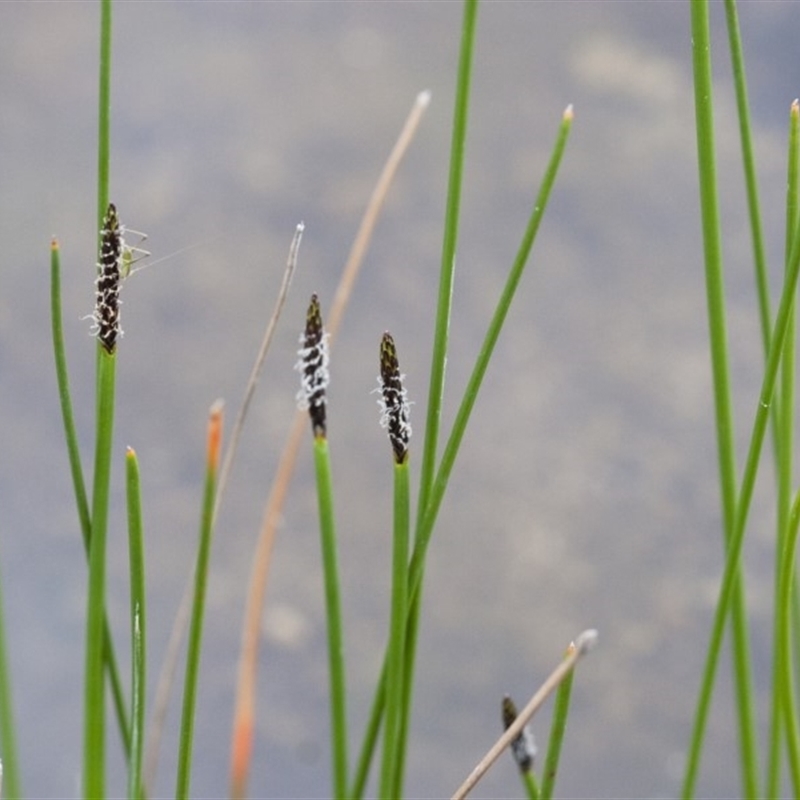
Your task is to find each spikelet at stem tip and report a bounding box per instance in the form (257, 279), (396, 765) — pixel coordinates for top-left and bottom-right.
(91, 202), (123, 354)
(376, 331), (411, 464)
(295, 293), (329, 437)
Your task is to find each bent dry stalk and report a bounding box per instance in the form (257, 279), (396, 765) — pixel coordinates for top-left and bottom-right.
(451, 629), (598, 800)
(228, 90), (429, 798)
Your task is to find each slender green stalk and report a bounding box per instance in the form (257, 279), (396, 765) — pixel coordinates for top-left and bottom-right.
(313, 436), (349, 799)
(88, 59), (114, 800)
(350, 669), (385, 800)
(521, 770), (540, 800)
(50, 239), (92, 553)
(724, 0), (772, 353)
(723, 0), (785, 484)
(776, 102), (800, 798)
(97, 0), (112, 228)
(50, 237), (131, 758)
(722, 12), (800, 796)
(538, 652), (576, 800)
(792, 498), (800, 733)
(785, 100), (800, 796)
(351, 106), (573, 798)
(126, 448), (146, 800)
(88, 39), (113, 797)
(766, 98), (800, 800)
(379, 461), (410, 800)
(408, 105), (573, 613)
(388, 35), (468, 778)
(366, 38), (451, 782)
(415, 0), (479, 532)
(777, 491), (800, 798)
(680, 120), (800, 800)
(84, 348), (117, 800)
(722, 36), (800, 795)
(390, 606), (416, 799)
(395, 102), (573, 798)
(373, 332), (414, 800)
(175, 403), (223, 799)
(0, 553), (21, 800)
(86, 3), (134, 778)
(297, 294), (348, 798)
(683, 3), (759, 796)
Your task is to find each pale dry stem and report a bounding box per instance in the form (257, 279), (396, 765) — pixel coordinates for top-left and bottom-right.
(142, 226), (303, 796)
(228, 89), (431, 799)
(450, 629), (598, 800)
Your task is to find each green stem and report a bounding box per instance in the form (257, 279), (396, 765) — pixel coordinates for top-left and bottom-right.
(390, 581), (421, 800)
(680, 120), (800, 800)
(95, 0), (132, 759)
(313, 436), (348, 799)
(395, 105), (573, 797)
(415, 0), (479, 535)
(126, 449), (146, 800)
(393, 7), (479, 778)
(521, 770), (540, 800)
(379, 461), (410, 800)
(538, 657), (575, 800)
(0, 551), (21, 800)
(175, 406), (222, 799)
(722, 6), (800, 798)
(50, 239), (92, 563)
(778, 492), (800, 798)
(84, 348), (117, 800)
(767, 98), (800, 800)
(682, 3), (759, 796)
(350, 668), (385, 800)
(408, 105), (573, 616)
(351, 105), (573, 799)
(97, 0), (111, 228)
(723, 0), (772, 353)
(51, 237), (131, 761)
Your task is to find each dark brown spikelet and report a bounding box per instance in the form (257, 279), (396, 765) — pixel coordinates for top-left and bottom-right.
(379, 332), (411, 464)
(94, 203), (123, 353)
(296, 293), (329, 437)
(502, 695), (537, 774)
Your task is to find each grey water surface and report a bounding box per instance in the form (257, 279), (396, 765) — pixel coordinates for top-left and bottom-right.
(1, 2), (797, 798)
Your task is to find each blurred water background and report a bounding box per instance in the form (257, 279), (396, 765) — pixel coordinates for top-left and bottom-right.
(2, 2), (799, 797)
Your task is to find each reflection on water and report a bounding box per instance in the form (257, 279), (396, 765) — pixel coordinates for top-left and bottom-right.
(0, 2), (796, 797)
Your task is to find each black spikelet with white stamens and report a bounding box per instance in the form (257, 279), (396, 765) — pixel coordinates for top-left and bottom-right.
(377, 332), (411, 464)
(296, 293), (329, 437)
(502, 695), (537, 774)
(92, 203), (123, 354)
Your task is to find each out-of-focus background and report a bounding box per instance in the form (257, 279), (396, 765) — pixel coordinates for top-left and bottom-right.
(1, 2), (797, 797)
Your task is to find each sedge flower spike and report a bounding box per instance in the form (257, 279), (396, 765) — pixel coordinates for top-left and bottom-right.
(296, 293), (329, 437)
(92, 202), (124, 354)
(502, 694), (537, 774)
(377, 331), (411, 463)
(89, 203), (150, 352)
